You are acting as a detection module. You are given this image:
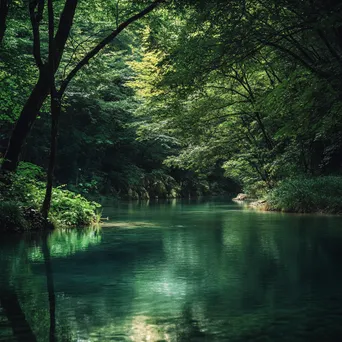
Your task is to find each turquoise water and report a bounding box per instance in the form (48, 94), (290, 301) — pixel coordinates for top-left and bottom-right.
(1, 199), (342, 341)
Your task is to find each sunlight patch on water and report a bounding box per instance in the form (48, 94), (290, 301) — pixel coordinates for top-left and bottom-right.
(101, 221), (159, 229)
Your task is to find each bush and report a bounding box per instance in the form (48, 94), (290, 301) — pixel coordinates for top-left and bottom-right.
(0, 201), (28, 232)
(0, 162), (101, 230)
(267, 176), (342, 213)
(48, 186), (101, 227)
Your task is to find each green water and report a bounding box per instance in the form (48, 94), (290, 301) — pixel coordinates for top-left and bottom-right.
(1, 199), (342, 341)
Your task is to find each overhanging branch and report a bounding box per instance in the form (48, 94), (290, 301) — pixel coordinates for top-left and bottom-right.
(59, 0), (165, 95)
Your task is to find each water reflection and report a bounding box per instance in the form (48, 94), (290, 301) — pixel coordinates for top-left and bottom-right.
(0, 229), (101, 342)
(1, 200), (342, 341)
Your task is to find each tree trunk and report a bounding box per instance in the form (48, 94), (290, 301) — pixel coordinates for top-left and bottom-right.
(1, 71), (50, 172)
(41, 94), (60, 219)
(41, 0), (59, 220)
(0, 0), (9, 44)
(1, 0), (78, 174)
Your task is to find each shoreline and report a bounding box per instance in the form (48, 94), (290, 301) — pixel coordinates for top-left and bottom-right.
(233, 194), (342, 216)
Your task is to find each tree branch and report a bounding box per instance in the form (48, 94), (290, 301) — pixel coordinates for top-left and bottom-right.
(54, 0), (79, 71)
(202, 111), (255, 123)
(62, 28), (110, 79)
(317, 29), (342, 68)
(206, 85), (251, 101)
(29, 0), (44, 70)
(59, 0), (164, 95)
(259, 38), (329, 78)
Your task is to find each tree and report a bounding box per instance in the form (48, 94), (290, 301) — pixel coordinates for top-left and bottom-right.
(0, 0), (165, 217)
(128, 0), (342, 194)
(1, 0), (164, 175)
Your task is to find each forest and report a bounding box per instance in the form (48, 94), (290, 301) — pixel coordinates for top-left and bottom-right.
(1, 0), (342, 230)
(2, 2), (342, 342)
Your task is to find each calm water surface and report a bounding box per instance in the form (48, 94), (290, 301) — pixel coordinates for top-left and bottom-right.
(1, 199), (342, 341)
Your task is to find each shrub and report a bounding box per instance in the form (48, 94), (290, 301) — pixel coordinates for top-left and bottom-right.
(1, 161), (101, 230)
(267, 176), (342, 213)
(17, 162), (45, 180)
(0, 201), (28, 232)
(48, 186), (101, 227)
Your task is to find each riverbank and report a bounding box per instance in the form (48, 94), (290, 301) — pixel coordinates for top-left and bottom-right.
(0, 162), (233, 232)
(234, 176), (342, 215)
(0, 163), (101, 232)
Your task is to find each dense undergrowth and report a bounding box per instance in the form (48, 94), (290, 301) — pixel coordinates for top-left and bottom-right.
(267, 176), (342, 214)
(0, 162), (101, 232)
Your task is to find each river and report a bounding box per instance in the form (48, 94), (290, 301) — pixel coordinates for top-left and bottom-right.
(1, 198), (342, 341)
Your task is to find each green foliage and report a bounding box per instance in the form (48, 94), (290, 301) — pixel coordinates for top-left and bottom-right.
(0, 201), (28, 232)
(17, 161), (45, 180)
(0, 162), (101, 229)
(48, 186), (101, 227)
(3, 0), (342, 214)
(1, 0), (238, 205)
(126, 0), (342, 203)
(268, 177), (342, 214)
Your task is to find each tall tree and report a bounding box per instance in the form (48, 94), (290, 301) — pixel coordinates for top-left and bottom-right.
(1, 0), (164, 174)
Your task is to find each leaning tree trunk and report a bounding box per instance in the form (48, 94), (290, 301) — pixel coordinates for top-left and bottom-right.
(0, 0), (9, 44)
(1, 0), (78, 174)
(1, 71), (50, 172)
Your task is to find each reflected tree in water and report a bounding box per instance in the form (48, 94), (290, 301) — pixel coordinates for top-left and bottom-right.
(0, 229), (101, 342)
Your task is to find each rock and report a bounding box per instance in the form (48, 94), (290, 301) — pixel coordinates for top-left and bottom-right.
(233, 193), (249, 201)
(168, 189), (179, 198)
(127, 188), (139, 200)
(139, 188), (150, 199)
(249, 199), (268, 210)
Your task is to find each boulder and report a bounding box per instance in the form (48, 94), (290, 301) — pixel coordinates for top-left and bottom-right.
(233, 193), (249, 201)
